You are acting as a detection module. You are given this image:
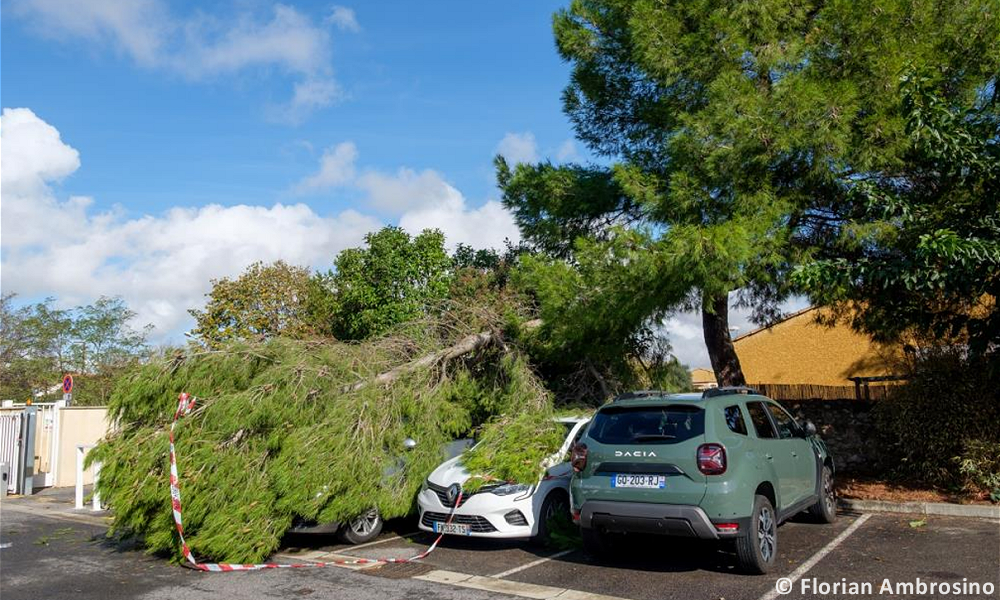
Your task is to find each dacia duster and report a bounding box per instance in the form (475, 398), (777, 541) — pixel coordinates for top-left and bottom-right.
(569, 387), (836, 574)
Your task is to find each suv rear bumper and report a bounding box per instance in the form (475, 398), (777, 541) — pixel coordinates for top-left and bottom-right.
(580, 501), (743, 540)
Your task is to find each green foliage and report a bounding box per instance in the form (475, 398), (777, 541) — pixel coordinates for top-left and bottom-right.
(462, 412), (563, 492)
(502, 0), (1000, 383)
(324, 227), (453, 340)
(89, 313), (557, 564)
(874, 348), (1000, 489)
(509, 230), (693, 402)
(794, 73), (999, 353)
(189, 261), (322, 347)
(1, 293), (150, 405)
(955, 441), (1000, 503)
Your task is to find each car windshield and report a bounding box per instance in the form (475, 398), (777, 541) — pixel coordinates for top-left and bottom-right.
(589, 405), (704, 445)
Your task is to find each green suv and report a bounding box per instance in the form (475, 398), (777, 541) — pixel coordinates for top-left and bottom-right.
(569, 387), (836, 574)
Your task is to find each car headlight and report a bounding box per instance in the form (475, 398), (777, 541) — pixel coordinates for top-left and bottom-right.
(490, 483), (532, 496)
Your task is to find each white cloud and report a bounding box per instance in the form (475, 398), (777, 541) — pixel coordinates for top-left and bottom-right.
(0, 107), (80, 199)
(327, 6), (360, 32)
(400, 197), (520, 251)
(181, 5), (330, 77)
(293, 142), (358, 192)
(292, 140), (522, 246)
(9, 1), (346, 122)
(8, 0), (169, 66)
(496, 132), (538, 165)
(2, 113), (522, 336)
(356, 168), (462, 215)
(0, 108), (380, 336)
(555, 139), (578, 162)
(292, 142), (476, 217)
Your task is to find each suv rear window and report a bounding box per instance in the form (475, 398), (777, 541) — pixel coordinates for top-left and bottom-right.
(589, 405), (704, 445)
(724, 405), (748, 435)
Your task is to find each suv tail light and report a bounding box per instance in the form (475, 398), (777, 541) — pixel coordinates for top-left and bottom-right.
(697, 443), (726, 475)
(570, 443), (588, 472)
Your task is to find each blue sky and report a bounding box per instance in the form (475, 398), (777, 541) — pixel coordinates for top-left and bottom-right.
(0, 0), (782, 368)
(2, 2), (578, 215)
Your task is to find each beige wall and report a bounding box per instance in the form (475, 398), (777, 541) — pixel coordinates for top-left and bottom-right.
(55, 407), (110, 487)
(734, 307), (899, 386)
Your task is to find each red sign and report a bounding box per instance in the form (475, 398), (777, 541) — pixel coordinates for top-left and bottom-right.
(62, 374), (74, 394)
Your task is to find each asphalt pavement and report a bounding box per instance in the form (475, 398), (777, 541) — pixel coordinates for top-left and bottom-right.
(2, 488), (998, 600)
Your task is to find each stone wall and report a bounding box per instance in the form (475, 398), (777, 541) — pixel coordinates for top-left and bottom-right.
(783, 399), (878, 474)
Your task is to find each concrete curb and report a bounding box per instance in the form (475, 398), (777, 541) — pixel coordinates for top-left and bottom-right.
(839, 498), (1000, 519)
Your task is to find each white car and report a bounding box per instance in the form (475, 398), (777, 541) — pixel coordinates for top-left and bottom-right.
(417, 417), (590, 542)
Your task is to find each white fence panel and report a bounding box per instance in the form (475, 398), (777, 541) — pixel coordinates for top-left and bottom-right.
(0, 413), (24, 494)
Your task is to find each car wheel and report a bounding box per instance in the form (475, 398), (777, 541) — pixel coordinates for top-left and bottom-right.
(735, 495), (777, 574)
(580, 527), (610, 558)
(808, 465), (837, 523)
(338, 508), (383, 545)
(530, 491), (569, 546)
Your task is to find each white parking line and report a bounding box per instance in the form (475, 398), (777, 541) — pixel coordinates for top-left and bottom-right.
(347, 531), (421, 551)
(492, 549), (576, 578)
(757, 513), (873, 600)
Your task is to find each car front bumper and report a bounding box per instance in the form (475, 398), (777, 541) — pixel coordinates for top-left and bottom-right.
(416, 488), (537, 539)
(579, 500), (747, 540)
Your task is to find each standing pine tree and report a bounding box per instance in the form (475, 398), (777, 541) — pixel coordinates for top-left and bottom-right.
(499, 0), (999, 385)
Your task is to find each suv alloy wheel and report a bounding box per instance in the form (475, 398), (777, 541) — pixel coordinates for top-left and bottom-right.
(735, 495), (777, 574)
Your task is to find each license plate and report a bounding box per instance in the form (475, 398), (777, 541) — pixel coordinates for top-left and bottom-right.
(611, 474), (666, 489)
(433, 521), (471, 535)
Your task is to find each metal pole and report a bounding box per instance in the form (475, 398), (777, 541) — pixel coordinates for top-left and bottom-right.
(20, 406), (36, 495)
(92, 461), (102, 511)
(75, 445), (85, 509)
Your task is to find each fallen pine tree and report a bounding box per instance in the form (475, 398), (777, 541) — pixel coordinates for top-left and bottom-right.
(89, 314), (565, 564)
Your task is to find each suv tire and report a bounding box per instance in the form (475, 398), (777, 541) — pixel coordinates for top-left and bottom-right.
(735, 495), (777, 574)
(338, 509), (383, 544)
(808, 465), (837, 523)
(580, 527), (611, 558)
(530, 492), (568, 546)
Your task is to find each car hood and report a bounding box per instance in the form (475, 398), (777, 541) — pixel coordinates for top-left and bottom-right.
(426, 455), (470, 487)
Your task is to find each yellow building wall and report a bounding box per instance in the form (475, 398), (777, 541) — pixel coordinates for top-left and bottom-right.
(733, 308), (898, 386)
(690, 368), (718, 390)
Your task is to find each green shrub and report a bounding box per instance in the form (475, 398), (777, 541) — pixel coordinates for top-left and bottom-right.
(955, 440), (1000, 502)
(875, 348), (1000, 490)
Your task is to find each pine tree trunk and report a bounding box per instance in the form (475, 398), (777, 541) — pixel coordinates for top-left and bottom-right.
(702, 293), (746, 387)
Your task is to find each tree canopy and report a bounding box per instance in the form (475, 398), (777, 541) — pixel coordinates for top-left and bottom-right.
(794, 74), (999, 355)
(500, 0), (1000, 383)
(189, 260), (319, 348)
(1, 294), (151, 404)
(320, 227), (454, 341)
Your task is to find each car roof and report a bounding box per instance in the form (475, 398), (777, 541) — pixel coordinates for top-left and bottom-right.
(603, 390), (770, 409)
(554, 416), (590, 423)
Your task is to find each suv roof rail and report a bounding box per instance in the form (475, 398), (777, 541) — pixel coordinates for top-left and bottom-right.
(701, 386), (760, 399)
(614, 390), (668, 401)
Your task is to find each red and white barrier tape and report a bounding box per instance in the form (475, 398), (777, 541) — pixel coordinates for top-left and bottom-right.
(169, 392), (461, 572)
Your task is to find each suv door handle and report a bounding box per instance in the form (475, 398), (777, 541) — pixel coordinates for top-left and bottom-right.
(791, 451), (798, 458)
(765, 453), (773, 460)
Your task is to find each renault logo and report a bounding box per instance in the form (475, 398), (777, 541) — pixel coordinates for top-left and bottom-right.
(446, 483), (461, 505)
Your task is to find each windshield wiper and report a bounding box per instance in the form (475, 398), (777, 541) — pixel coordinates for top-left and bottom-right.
(631, 434), (676, 441)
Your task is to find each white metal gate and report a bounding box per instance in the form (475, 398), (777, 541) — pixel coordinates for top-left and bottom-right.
(36, 403), (59, 486)
(0, 412), (24, 494)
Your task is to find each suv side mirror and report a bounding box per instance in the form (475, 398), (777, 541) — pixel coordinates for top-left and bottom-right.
(803, 421), (817, 437)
